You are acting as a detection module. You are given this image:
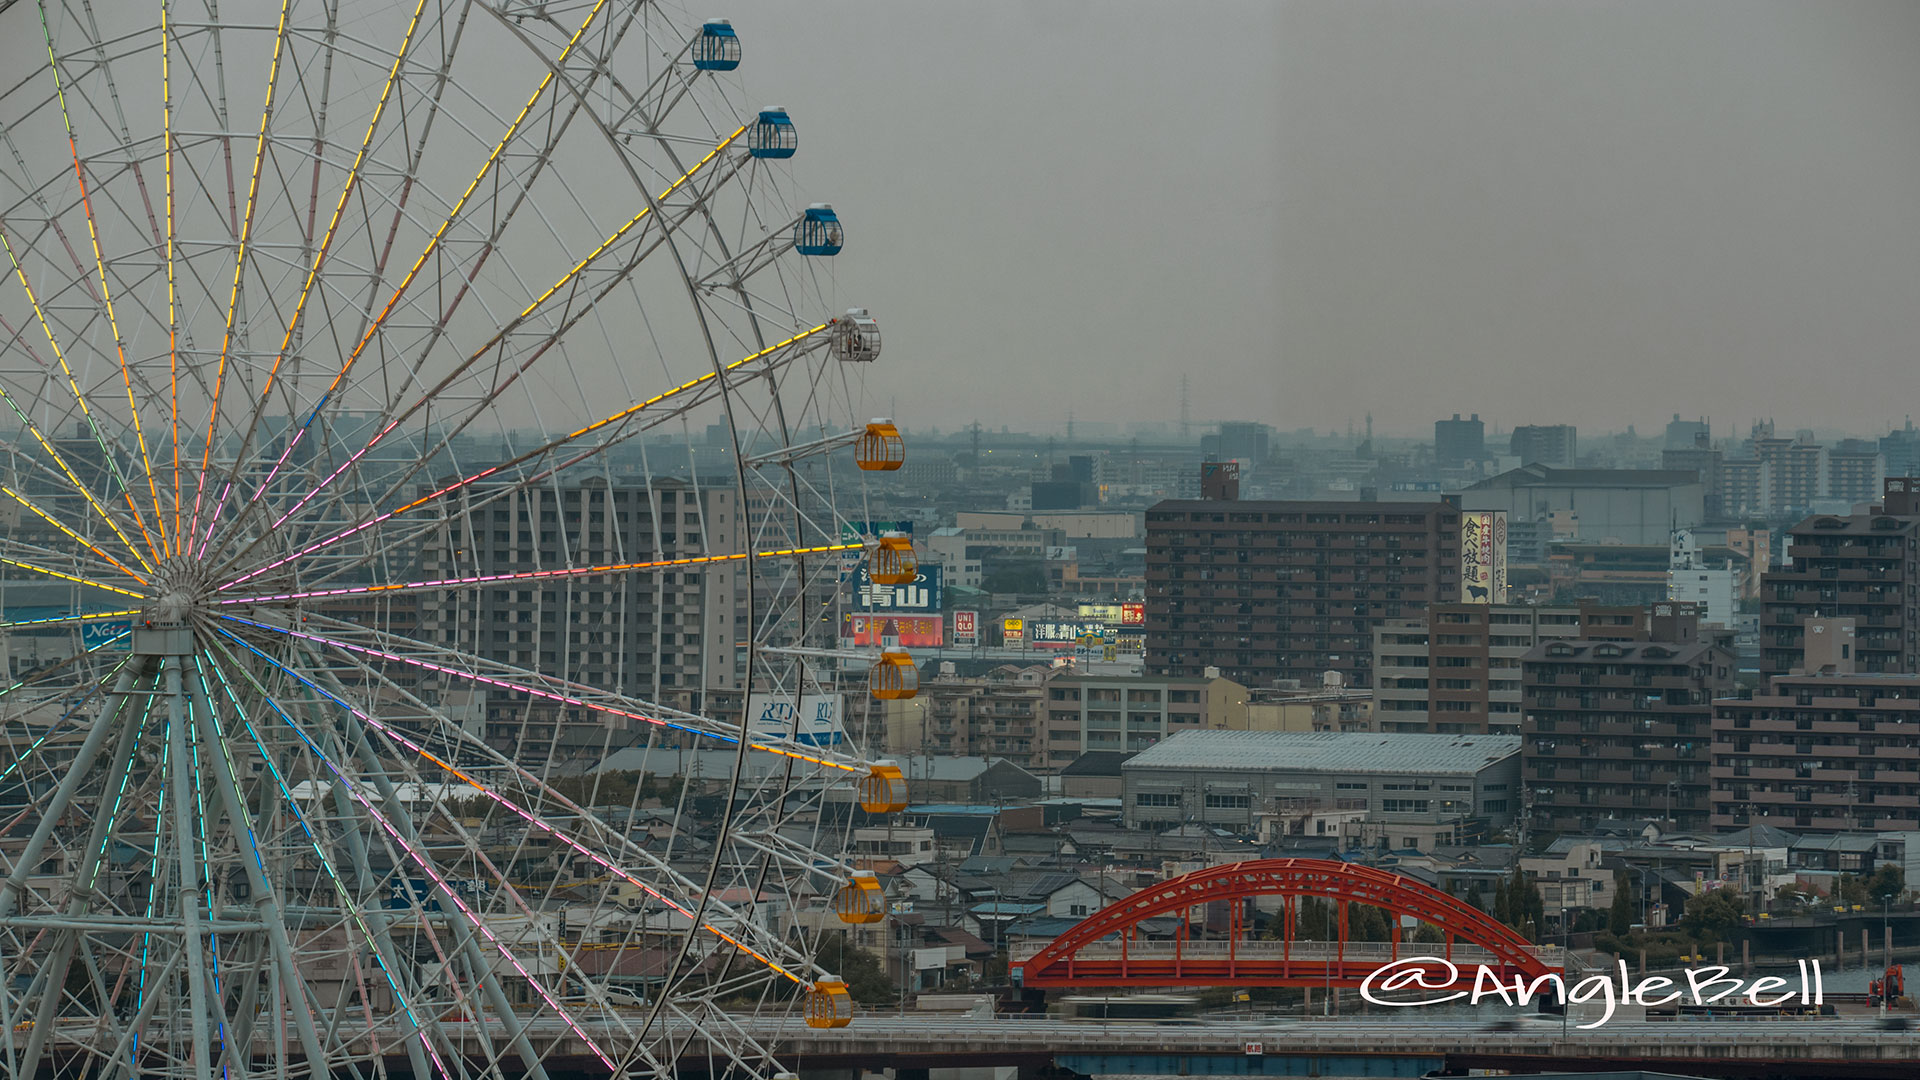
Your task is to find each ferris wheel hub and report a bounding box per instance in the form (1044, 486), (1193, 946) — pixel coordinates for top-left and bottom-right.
(147, 558), (215, 623)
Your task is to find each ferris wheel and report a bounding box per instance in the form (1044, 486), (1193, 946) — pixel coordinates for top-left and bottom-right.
(0, 2), (912, 1078)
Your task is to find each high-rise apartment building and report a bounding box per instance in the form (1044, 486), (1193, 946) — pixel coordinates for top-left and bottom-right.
(1509, 425), (1577, 469)
(1374, 603), (1651, 735)
(1719, 458), (1771, 519)
(1880, 421), (1920, 480)
(914, 665), (1054, 771)
(1711, 672), (1920, 835)
(415, 477), (744, 760)
(1522, 603), (1732, 834)
(1759, 479), (1920, 677)
(1754, 434), (1825, 513)
(1145, 500), (1462, 689)
(1435, 413), (1485, 468)
(1827, 440), (1885, 506)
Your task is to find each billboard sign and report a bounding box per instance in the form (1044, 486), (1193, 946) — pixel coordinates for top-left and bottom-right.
(745, 693), (846, 747)
(853, 564), (942, 612)
(81, 620), (133, 649)
(1002, 618), (1024, 645)
(1027, 620), (1112, 646)
(1079, 602), (1147, 626)
(1460, 511), (1508, 604)
(842, 613), (944, 648)
(952, 610), (979, 646)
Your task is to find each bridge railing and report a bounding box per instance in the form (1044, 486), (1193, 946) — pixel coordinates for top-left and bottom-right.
(1013, 939), (1574, 971)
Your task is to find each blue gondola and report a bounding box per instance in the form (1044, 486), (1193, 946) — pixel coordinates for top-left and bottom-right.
(749, 107), (797, 159)
(692, 20), (740, 71)
(795, 204), (843, 256)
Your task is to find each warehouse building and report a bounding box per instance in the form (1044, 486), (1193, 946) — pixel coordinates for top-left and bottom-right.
(1119, 730), (1521, 842)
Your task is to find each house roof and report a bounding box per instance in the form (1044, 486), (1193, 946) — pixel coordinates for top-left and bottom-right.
(1059, 751), (1136, 777)
(1123, 730), (1519, 776)
(893, 756), (1037, 783)
(1467, 466), (1702, 490)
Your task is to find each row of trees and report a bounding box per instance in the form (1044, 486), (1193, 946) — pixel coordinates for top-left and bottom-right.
(1462, 865), (1547, 942)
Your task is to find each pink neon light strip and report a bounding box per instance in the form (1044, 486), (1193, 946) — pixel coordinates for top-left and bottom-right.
(214, 625), (804, 985)
(217, 614), (857, 774)
(214, 632), (617, 1069)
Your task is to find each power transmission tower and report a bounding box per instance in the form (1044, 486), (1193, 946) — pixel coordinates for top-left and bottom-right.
(1179, 375), (1190, 442)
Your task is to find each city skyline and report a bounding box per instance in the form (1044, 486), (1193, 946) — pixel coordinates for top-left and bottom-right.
(732, 1), (1920, 435)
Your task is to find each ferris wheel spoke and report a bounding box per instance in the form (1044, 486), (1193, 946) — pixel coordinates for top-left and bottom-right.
(193, 0), (290, 572)
(293, 635), (826, 1011)
(215, 323), (830, 590)
(0, 236), (157, 573)
(222, 542), (856, 607)
(248, 643), (610, 1078)
(199, 640), (470, 1080)
(199, 0), (628, 562)
(207, 633), (560, 1080)
(199, 647), (455, 1075)
(237, 124), (755, 556)
(34, 3), (172, 560)
(188, 0), (439, 559)
(0, 551), (146, 598)
(219, 612), (874, 776)
(0, 484), (150, 584)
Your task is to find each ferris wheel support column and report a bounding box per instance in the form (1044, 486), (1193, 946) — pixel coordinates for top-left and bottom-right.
(0, 655), (150, 1075)
(326, 665), (557, 1080)
(15, 671), (156, 1080)
(161, 651), (218, 1080)
(188, 653), (345, 1080)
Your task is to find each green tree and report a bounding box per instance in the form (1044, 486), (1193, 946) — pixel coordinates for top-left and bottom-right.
(1493, 877), (1511, 926)
(1834, 874), (1869, 908)
(814, 931), (896, 1004)
(1466, 880), (1486, 913)
(1680, 889), (1745, 940)
(1865, 864), (1905, 905)
(1347, 903), (1391, 942)
(1608, 872), (1634, 936)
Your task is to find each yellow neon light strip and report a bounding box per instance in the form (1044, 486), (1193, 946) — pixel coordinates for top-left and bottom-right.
(162, 0), (180, 554)
(260, 125), (756, 535)
(0, 557), (146, 599)
(222, 324), (829, 590)
(197, 0), (292, 552)
(220, 542), (859, 605)
(199, 0), (612, 553)
(2, 487), (150, 586)
(0, 228), (155, 575)
(513, 125), (745, 322)
(39, 0), (167, 559)
(315, 0), (614, 405)
(0, 609), (139, 630)
(256, 0), (429, 405)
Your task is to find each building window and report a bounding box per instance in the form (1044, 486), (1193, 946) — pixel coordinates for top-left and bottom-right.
(1134, 792), (1179, 807)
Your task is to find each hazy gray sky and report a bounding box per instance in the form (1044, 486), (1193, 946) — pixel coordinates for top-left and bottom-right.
(730, 1), (1920, 439)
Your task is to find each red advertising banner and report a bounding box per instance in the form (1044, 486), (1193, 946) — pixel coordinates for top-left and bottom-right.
(1120, 602), (1146, 626)
(842, 613), (945, 648)
(952, 610), (979, 644)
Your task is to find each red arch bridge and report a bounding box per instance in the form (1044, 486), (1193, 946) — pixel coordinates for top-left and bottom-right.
(1011, 858), (1566, 989)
